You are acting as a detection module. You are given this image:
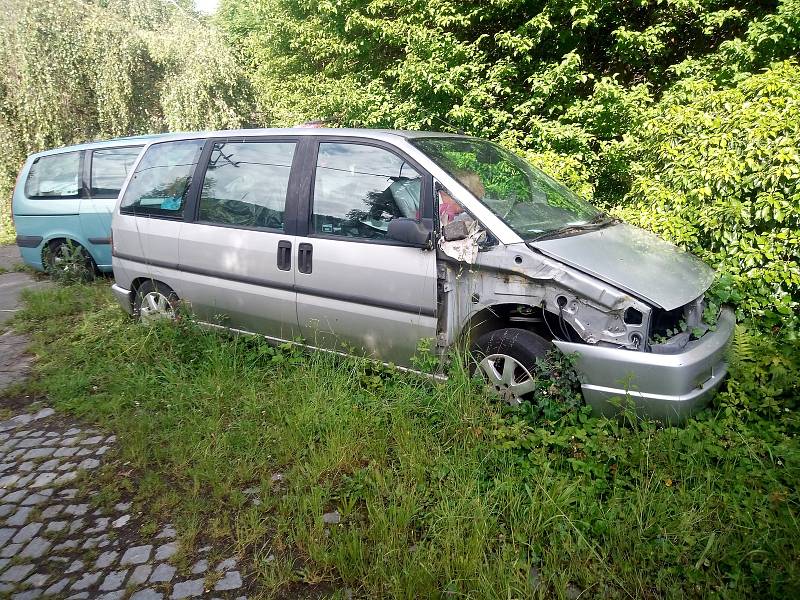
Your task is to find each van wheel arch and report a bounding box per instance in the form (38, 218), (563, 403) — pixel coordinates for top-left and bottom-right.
(42, 238), (97, 277)
(458, 302), (580, 348)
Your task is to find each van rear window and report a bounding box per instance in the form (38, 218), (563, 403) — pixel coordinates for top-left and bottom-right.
(120, 140), (204, 218)
(91, 146), (143, 198)
(24, 151), (80, 199)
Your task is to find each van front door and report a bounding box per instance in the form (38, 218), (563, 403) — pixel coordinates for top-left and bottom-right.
(177, 139), (300, 339)
(294, 140), (437, 367)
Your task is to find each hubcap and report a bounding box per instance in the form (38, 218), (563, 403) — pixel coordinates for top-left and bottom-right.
(139, 291), (174, 324)
(477, 353), (535, 406)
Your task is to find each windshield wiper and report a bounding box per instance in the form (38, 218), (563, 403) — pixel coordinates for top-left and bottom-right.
(528, 212), (615, 242)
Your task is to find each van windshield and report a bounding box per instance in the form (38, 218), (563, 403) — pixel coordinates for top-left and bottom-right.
(412, 137), (601, 238)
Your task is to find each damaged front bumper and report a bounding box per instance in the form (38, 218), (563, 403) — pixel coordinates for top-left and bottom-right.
(554, 307), (735, 422)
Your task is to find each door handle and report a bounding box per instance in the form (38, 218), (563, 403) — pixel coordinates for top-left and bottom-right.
(298, 243), (313, 274)
(277, 240), (291, 271)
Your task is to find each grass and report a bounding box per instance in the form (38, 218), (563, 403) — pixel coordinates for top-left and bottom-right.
(11, 282), (800, 599)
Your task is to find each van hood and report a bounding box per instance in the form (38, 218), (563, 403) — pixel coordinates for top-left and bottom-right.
(529, 223), (715, 310)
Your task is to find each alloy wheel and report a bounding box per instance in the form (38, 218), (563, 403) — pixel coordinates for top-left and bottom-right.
(477, 353), (535, 406)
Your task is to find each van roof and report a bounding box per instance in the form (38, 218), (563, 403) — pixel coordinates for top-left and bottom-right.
(28, 128), (470, 159)
(28, 133), (172, 158)
(136, 128), (471, 143)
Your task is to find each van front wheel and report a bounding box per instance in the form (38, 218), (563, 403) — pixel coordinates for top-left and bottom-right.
(471, 328), (551, 406)
(134, 281), (179, 324)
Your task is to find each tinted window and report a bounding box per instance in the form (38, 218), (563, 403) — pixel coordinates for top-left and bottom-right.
(199, 141), (296, 230)
(120, 140), (204, 217)
(91, 146), (143, 198)
(313, 143), (421, 240)
(24, 152), (80, 199)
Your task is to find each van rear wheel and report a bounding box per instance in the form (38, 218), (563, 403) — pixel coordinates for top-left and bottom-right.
(44, 240), (96, 282)
(471, 328), (551, 406)
(134, 281), (179, 324)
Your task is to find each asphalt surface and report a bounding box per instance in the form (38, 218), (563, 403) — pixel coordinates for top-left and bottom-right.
(0, 246), (51, 325)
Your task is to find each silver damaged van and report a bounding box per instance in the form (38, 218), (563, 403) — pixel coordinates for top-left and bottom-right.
(110, 129), (734, 421)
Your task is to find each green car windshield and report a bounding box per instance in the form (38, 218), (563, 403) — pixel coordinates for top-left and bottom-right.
(412, 137), (600, 238)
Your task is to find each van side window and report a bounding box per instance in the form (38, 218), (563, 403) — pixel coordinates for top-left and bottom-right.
(91, 146), (143, 198)
(312, 143), (421, 240)
(198, 141), (296, 230)
(24, 152), (80, 199)
(120, 140), (204, 217)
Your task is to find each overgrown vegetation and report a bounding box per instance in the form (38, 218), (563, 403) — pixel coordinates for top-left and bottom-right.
(14, 284), (800, 598)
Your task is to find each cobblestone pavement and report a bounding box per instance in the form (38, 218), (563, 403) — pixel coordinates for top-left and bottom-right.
(0, 246), (249, 599)
(0, 406), (248, 600)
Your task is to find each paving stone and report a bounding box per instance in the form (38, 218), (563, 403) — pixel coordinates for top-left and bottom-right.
(0, 543), (22, 557)
(70, 571), (101, 591)
(150, 563), (176, 583)
(0, 527), (16, 545)
(66, 594), (89, 600)
(95, 550), (119, 569)
(77, 458), (100, 470)
(33, 408), (55, 420)
(114, 502), (131, 512)
(68, 518), (85, 534)
(54, 471), (78, 485)
(4, 490), (29, 503)
(120, 544), (152, 565)
(21, 492), (50, 506)
(43, 578), (69, 595)
(111, 514), (130, 528)
(60, 437), (79, 446)
(52, 539), (78, 551)
(214, 570), (243, 591)
(41, 504), (63, 518)
(155, 541), (178, 560)
(190, 559), (208, 575)
(99, 569), (127, 591)
(81, 435), (103, 445)
(97, 446), (110, 455)
(20, 536), (52, 558)
(59, 488), (77, 499)
(6, 506), (31, 526)
(170, 579), (205, 599)
(0, 473), (21, 487)
(155, 524), (177, 539)
(11, 590), (42, 600)
(17, 461), (35, 472)
(86, 517), (110, 533)
(57, 462), (77, 472)
(12, 522), (43, 544)
(97, 592), (125, 600)
(53, 446), (78, 458)
(131, 589), (164, 600)
(65, 559), (84, 574)
(216, 558), (237, 571)
(23, 572), (50, 587)
(21, 447), (55, 460)
(75, 448), (92, 457)
(0, 558), (8, 571)
(31, 472), (58, 488)
(14, 473), (36, 487)
(0, 504), (13, 517)
(16, 437), (45, 449)
(0, 563), (35, 583)
(64, 428), (81, 436)
(45, 519), (68, 533)
(38, 459), (60, 471)
(64, 504), (89, 517)
(129, 564), (153, 585)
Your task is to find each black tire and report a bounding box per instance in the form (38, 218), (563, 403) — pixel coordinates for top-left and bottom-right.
(133, 280), (179, 323)
(43, 240), (96, 281)
(471, 328), (551, 404)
